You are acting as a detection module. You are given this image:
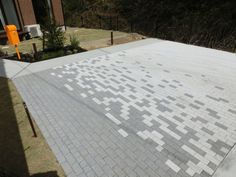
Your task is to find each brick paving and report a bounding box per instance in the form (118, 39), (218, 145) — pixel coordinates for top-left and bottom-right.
(12, 40), (236, 177)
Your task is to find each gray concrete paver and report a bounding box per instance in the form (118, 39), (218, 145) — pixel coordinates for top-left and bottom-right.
(9, 40), (236, 177)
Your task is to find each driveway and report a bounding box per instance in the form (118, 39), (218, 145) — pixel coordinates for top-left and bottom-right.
(2, 39), (236, 177)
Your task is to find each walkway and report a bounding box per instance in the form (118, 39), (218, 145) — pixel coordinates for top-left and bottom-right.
(1, 39), (236, 177)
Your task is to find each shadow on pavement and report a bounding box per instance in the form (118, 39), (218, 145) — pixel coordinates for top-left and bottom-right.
(0, 60), (60, 177)
(0, 59), (29, 176)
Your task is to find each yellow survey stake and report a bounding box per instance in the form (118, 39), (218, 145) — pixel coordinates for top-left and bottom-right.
(4, 25), (21, 60)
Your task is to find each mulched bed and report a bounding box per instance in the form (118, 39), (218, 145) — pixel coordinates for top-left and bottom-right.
(1, 46), (87, 63)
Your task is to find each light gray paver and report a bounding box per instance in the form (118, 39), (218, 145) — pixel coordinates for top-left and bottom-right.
(9, 40), (236, 177)
(166, 160), (181, 173)
(118, 129), (128, 137)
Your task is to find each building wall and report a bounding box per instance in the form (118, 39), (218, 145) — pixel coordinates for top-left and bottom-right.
(17, 0), (36, 25)
(15, 0), (64, 27)
(14, 0), (24, 29)
(51, 0), (64, 26)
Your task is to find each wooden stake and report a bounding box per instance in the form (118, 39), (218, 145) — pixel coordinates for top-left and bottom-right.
(111, 31), (114, 45)
(23, 102), (37, 137)
(32, 43), (38, 60)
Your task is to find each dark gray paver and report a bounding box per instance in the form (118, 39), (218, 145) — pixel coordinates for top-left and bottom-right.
(11, 41), (236, 177)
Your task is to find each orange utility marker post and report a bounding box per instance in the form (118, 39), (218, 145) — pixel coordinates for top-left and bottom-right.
(4, 25), (21, 60)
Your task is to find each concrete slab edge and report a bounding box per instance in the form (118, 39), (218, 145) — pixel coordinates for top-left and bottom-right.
(213, 143), (236, 177)
(9, 38), (163, 78)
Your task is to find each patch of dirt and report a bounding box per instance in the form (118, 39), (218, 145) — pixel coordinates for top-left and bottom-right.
(81, 33), (146, 50)
(0, 77), (65, 177)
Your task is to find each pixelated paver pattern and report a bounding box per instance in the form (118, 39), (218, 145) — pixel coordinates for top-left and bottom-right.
(14, 42), (236, 177)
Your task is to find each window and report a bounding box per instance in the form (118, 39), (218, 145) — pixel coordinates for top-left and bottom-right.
(0, 0), (20, 32)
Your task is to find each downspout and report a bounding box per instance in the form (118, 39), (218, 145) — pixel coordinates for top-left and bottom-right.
(60, 0), (66, 30)
(48, 0), (54, 21)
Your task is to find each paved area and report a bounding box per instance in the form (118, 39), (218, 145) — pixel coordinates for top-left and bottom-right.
(1, 39), (236, 177)
(214, 145), (236, 177)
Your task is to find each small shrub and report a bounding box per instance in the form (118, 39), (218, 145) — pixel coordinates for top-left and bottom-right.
(41, 19), (65, 51)
(69, 33), (80, 50)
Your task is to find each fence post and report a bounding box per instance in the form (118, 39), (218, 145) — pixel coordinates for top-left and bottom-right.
(32, 43), (38, 61)
(155, 21), (158, 37)
(110, 16), (112, 30)
(130, 22), (133, 33)
(99, 16), (102, 29)
(81, 16), (84, 27)
(111, 31), (114, 45)
(116, 16), (119, 31)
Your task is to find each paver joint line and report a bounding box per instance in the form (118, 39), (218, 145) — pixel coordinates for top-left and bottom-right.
(11, 40), (236, 177)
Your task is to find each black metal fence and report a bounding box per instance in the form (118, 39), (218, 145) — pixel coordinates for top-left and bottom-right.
(70, 13), (132, 33)
(68, 13), (153, 37)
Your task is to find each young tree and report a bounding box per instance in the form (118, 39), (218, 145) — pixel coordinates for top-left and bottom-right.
(41, 19), (65, 51)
